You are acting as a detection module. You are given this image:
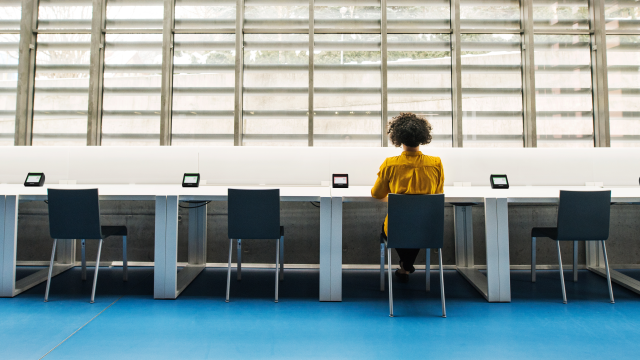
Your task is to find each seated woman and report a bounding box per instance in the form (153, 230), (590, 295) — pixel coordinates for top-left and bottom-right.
(371, 112), (444, 283)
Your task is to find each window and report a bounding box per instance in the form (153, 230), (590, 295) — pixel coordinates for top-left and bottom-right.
(387, 0), (449, 30)
(461, 34), (523, 147)
(533, 0), (589, 31)
(534, 34), (593, 147)
(38, 0), (92, 30)
(0, 35), (19, 145)
(0, 0), (21, 31)
(102, 34), (163, 145)
(607, 35), (640, 146)
(175, 0), (236, 30)
(172, 34), (235, 146)
(32, 34), (91, 146)
(461, 0), (520, 30)
(315, 0), (381, 31)
(245, 0), (308, 30)
(106, 0), (164, 30)
(387, 34), (452, 147)
(314, 34), (381, 146)
(243, 34), (309, 146)
(605, 0), (640, 31)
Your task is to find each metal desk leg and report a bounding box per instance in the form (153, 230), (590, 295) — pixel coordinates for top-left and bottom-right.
(177, 202), (207, 295)
(0, 195), (18, 297)
(319, 196), (332, 301)
(455, 199), (511, 302)
(154, 195), (179, 299)
(454, 205), (474, 269)
(452, 204), (486, 301)
(485, 198), (511, 302)
(1, 195), (74, 298)
(330, 196), (343, 301)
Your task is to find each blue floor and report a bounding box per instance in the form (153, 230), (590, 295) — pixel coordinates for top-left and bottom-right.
(2, 266), (640, 360)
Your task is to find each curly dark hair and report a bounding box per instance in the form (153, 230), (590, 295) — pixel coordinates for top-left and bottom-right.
(387, 112), (433, 148)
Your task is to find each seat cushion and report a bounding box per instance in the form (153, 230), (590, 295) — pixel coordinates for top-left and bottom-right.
(531, 227), (558, 240)
(101, 226), (127, 238)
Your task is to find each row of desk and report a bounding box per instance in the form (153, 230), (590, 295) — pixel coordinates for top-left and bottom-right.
(2, 184), (640, 302)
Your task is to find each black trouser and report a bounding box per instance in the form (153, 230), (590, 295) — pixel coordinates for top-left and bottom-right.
(382, 224), (420, 273)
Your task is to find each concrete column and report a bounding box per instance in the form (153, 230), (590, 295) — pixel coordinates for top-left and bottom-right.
(14, 0), (38, 146)
(87, 0), (106, 146)
(160, 0), (176, 146)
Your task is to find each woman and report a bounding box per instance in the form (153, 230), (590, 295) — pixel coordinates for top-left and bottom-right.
(371, 112), (444, 283)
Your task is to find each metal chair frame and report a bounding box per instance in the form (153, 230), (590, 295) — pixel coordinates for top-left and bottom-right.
(45, 189), (128, 304)
(530, 190), (614, 304)
(381, 193), (447, 318)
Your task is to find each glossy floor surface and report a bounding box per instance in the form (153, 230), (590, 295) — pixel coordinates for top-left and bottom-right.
(1, 267), (640, 359)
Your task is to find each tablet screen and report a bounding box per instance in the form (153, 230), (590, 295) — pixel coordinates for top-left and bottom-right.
(334, 176), (347, 185)
(26, 175), (41, 183)
(493, 176), (507, 185)
(183, 175), (198, 184)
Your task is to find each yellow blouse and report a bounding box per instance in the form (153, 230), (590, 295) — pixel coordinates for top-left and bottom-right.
(371, 150), (445, 235)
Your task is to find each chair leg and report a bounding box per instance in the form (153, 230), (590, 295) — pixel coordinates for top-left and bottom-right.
(279, 235), (284, 281)
(275, 238), (280, 303)
(44, 239), (57, 302)
(531, 237), (536, 283)
(237, 239), (242, 281)
(90, 239), (103, 304)
(573, 241), (578, 282)
(387, 247), (393, 317)
(602, 241), (615, 304)
(426, 248), (431, 292)
(123, 236), (128, 282)
(439, 248), (446, 318)
(81, 239), (86, 281)
(380, 242), (385, 292)
(556, 241), (567, 304)
(226, 239), (233, 303)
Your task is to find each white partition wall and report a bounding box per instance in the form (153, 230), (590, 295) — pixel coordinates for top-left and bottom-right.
(0, 147), (70, 184)
(67, 147), (199, 184)
(1, 147), (639, 187)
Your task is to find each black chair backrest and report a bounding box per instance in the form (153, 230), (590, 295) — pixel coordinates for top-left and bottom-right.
(387, 193), (445, 249)
(557, 190), (611, 241)
(228, 189), (280, 239)
(47, 188), (103, 240)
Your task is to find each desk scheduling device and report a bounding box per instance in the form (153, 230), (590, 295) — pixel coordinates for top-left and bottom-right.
(24, 172), (45, 187)
(490, 174), (509, 189)
(333, 174), (349, 188)
(182, 173), (200, 187)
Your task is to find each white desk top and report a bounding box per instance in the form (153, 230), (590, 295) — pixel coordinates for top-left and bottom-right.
(0, 184), (331, 202)
(331, 186), (640, 204)
(3, 184), (640, 203)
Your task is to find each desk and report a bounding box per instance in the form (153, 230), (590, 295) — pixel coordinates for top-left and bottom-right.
(330, 186), (640, 303)
(0, 184), (336, 301)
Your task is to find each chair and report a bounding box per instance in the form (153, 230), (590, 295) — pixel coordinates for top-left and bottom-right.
(380, 193), (446, 317)
(226, 189), (284, 303)
(531, 190), (614, 304)
(46, 189), (128, 303)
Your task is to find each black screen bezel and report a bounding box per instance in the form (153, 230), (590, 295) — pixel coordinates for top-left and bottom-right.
(24, 172), (45, 187)
(182, 173), (200, 187)
(490, 174), (509, 189)
(332, 174), (349, 188)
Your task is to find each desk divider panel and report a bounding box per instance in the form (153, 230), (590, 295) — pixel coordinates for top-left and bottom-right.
(68, 147), (200, 184)
(199, 146), (333, 186)
(0, 147), (70, 184)
(0, 146), (639, 186)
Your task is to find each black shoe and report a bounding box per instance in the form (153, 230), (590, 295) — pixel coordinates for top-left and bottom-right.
(400, 261), (415, 274)
(395, 269), (409, 283)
